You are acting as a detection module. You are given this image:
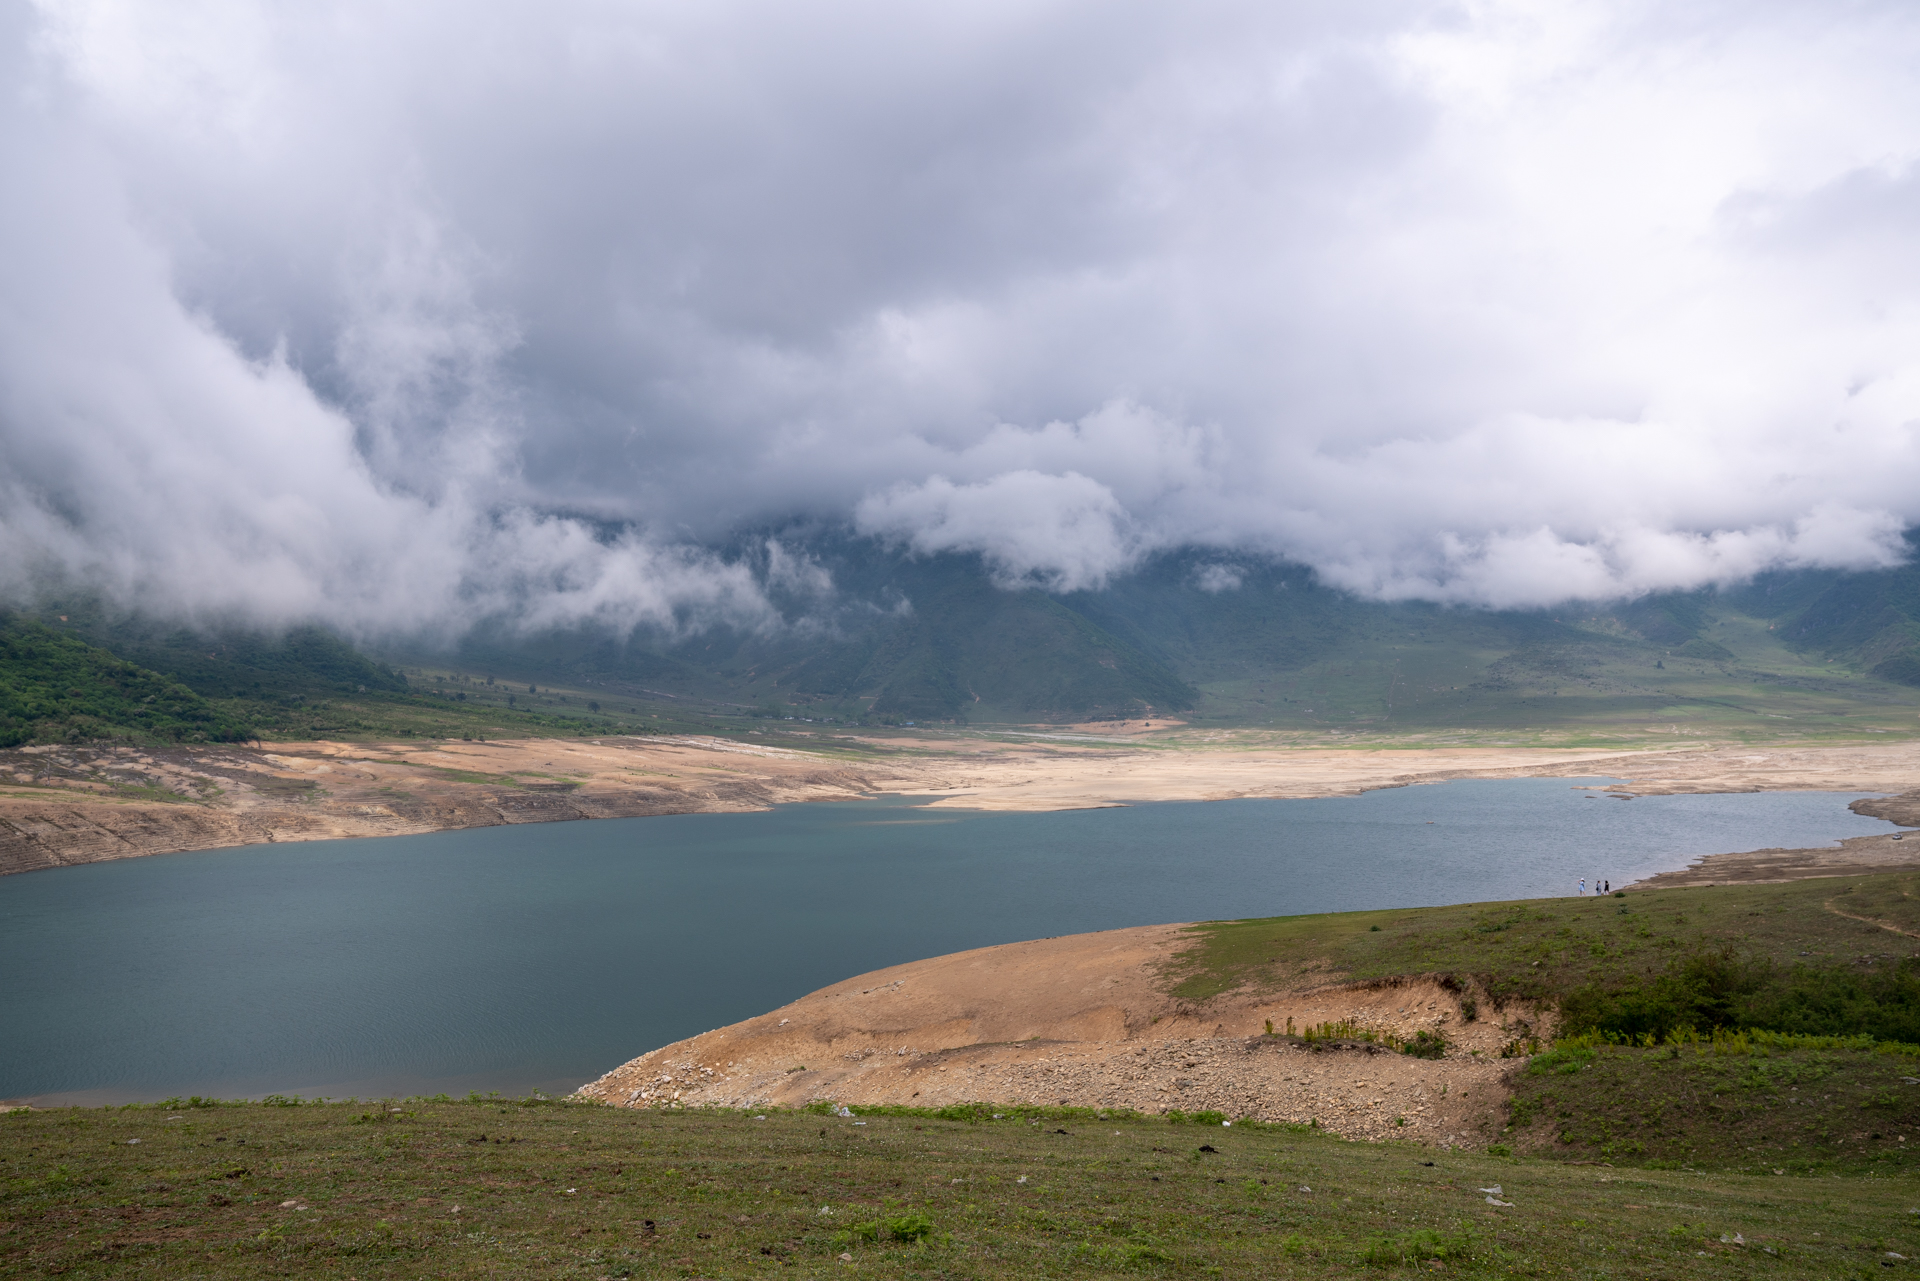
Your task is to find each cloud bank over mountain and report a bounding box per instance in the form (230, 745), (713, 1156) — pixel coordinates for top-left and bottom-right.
(4, 0), (1920, 631)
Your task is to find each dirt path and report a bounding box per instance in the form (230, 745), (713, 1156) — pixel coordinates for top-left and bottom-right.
(577, 925), (1531, 1150)
(1823, 895), (1920, 940)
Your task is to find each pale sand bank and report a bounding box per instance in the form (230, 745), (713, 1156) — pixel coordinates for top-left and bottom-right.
(867, 739), (1920, 811)
(7, 733), (1920, 876)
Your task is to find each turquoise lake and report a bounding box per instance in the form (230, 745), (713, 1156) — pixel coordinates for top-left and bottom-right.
(0, 779), (1897, 1104)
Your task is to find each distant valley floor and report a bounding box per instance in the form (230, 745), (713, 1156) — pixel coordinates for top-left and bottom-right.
(4, 730), (1920, 879)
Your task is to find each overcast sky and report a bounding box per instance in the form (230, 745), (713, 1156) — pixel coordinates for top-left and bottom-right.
(4, 0), (1919, 636)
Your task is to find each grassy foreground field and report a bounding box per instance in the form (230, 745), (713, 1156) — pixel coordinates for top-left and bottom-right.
(6, 1097), (1920, 1279)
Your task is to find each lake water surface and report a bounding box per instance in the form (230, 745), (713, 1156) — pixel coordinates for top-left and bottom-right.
(0, 779), (1896, 1103)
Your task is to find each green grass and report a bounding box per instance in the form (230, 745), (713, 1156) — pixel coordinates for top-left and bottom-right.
(190, 683), (843, 749)
(1163, 874), (1920, 1009)
(1507, 1033), (1920, 1174)
(6, 1097), (1920, 1278)
(1184, 600), (1920, 742)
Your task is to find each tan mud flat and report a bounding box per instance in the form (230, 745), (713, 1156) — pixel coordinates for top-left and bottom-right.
(579, 924), (1534, 1149)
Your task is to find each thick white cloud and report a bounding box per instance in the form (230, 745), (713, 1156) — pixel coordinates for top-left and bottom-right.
(3, 0), (1920, 628)
(858, 470), (1140, 593)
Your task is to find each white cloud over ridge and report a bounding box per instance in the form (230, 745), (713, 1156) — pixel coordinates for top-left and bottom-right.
(4, 0), (1920, 631)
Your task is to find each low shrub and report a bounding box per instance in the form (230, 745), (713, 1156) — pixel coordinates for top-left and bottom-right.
(1558, 947), (1920, 1044)
(1165, 1109), (1228, 1126)
(1360, 1228), (1476, 1268)
(835, 1213), (935, 1247)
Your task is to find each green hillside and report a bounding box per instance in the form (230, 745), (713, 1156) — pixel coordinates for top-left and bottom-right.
(42, 605), (411, 702)
(1171, 870), (1920, 1173)
(450, 547), (1199, 724)
(1729, 536), (1920, 684)
(15, 534), (1920, 740)
(0, 616), (257, 747)
(3, 605), (748, 747)
(449, 539), (1920, 735)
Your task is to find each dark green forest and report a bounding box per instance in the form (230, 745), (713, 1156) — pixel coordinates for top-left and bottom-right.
(0, 617), (256, 747)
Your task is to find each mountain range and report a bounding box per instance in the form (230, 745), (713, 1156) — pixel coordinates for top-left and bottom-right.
(8, 532), (1920, 746)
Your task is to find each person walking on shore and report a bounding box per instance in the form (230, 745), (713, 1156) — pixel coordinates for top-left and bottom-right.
(1578, 878), (1586, 895)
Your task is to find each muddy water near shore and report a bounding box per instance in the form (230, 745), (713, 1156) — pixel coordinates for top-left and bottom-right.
(0, 779), (1895, 1104)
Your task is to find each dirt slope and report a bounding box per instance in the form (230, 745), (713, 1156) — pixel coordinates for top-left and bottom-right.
(578, 925), (1534, 1149)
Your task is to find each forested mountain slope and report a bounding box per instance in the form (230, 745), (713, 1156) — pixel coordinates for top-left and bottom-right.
(14, 536), (1920, 737)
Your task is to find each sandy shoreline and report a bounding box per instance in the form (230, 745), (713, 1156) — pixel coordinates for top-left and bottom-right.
(6, 732), (1920, 877)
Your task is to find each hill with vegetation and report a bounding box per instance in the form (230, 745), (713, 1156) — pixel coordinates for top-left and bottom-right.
(1167, 869), (1920, 1173)
(448, 546), (1200, 724)
(436, 535), (1920, 735)
(13, 534), (1920, 742)
(0, 604), (746, 747)
(0, 616), (257, 747)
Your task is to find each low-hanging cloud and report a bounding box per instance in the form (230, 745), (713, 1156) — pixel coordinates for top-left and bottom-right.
(4, 0), (1920, 635)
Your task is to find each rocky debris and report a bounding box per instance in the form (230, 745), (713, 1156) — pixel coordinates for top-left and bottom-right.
(584, 1033), (1514, 1148)
(1853, 791), (1920, 830)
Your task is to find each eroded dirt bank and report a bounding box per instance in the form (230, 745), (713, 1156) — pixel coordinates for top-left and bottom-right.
(577, 925), (1531, 1150)
(0, 736), (890, 876)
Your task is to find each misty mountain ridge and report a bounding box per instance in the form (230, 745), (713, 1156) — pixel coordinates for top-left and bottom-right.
(424, 533), (1920, 730)
(11, 532), (1920, 744)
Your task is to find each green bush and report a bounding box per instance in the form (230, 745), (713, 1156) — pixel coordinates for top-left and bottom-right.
(1558, 948), (1920, 1044)
(883, 1213), (934, 1243)
(1166, 1109), (1228, 1126)
(1361, 1229), (1475, 1268)
(836, 1214), (934, 1247)
(1526, 1044), (1596, 1076)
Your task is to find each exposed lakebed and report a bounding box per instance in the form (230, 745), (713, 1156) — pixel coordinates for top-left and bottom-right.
(0, 779), (1897, 1103)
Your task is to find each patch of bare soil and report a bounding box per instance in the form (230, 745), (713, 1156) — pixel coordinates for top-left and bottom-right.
(577, 925), (1533, 1150)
